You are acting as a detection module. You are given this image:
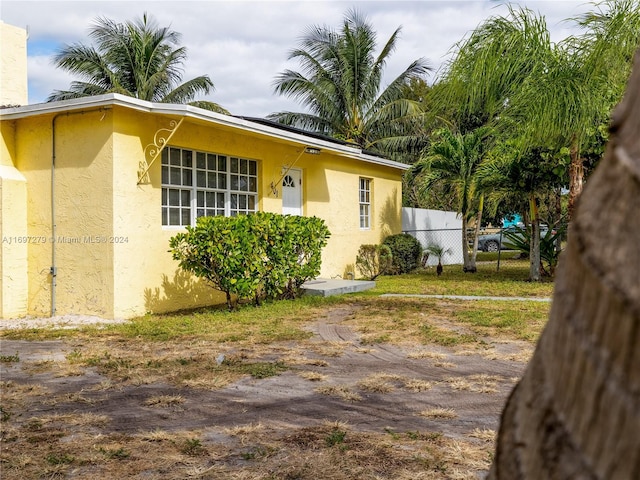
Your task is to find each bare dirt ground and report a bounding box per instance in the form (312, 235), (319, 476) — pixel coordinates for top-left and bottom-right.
(0, 306), (532, 479)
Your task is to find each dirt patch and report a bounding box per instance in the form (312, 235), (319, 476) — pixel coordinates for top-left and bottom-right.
(0, 306), (528, 479)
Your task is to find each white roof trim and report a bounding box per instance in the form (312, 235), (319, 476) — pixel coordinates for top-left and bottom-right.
(0, 94), (410, 171)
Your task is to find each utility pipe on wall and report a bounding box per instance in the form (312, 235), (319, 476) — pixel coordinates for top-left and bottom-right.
(50, 107), (110, 317)
(51, 113), (60, 317)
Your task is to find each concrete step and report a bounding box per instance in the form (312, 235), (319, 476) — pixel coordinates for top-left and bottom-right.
(301, 278), (375, 297)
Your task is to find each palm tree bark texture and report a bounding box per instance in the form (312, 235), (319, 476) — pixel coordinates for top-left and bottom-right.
(488, 51), (640, 479)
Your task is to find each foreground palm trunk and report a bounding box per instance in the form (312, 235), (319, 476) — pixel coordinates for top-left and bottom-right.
(488, 52), (640, 479)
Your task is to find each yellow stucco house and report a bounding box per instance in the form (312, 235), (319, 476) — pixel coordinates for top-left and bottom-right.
(0, 22), (407, 320)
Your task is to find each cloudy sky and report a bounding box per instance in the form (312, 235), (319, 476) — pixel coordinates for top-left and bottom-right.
(2, 0), (593, 117)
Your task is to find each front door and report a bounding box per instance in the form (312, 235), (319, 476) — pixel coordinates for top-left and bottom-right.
(282, 168), (302, 215)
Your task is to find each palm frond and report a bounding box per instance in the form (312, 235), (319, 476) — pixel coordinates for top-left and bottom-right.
(48, 13), (217, 106)
(188, 100), (230, 115)
(270, 8), (428, 154)
(161, 76), (214, 104)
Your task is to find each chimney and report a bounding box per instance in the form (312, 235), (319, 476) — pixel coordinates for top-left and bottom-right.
(0, 21), (28, 106)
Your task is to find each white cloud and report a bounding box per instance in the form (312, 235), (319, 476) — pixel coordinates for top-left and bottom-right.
(1, 0), (591, 116)
(26, 54), (75, 101)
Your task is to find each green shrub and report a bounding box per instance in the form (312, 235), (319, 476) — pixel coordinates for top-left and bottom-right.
(169, 212), (330, 310)
(382, 233), (422, 274)
(504, 224), (565, 276)
(260, 214), (331, 299)
(355, 244), (393, 280)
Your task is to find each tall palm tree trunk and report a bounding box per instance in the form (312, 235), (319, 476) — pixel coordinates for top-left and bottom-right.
(554, 186), (563, 255)
(567, 135), (584, 221)
(468, 195), (484, 273)
(461, 215), (471, 272)
(488, 50), (640, 479)
(528, 194), (541, 282)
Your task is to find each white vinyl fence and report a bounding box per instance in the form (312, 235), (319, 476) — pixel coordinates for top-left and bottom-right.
(401, 208), (463, 266)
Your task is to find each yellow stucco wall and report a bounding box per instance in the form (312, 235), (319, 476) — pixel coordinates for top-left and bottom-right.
(0, 22), (28, 106)
(107, 108), (402, 316)
(1, 119), (28, 319)
(110, 109), (227, 317)
(0, 164), (29, 318)
(12, 110), (115, 317)
(151, 114), (403, 280)
(2, 105), (404, 319)
(302, 155), (402, 278)
(1, 121), (17, 167)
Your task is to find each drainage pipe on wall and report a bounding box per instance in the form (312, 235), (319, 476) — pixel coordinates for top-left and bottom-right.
(50, 107), (110, 317)
(51, 113), (60, 317)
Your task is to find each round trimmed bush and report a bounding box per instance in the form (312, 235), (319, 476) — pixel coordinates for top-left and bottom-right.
(382, 233), (422, 274)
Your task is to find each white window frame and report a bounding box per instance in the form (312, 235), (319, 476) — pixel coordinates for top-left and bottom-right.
(359, 177), (371, 230)
(161, 146), (258, 227)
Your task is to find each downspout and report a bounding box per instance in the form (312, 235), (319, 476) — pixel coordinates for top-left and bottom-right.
(51, 113), (60, 316)
(50, 107), (110, 317)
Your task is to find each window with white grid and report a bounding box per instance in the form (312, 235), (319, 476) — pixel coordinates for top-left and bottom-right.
(359, 177), (371, 229)
(162, 147), (258, 226)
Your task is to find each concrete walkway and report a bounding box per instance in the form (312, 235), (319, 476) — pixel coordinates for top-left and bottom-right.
(381, 294), (551, 302)
(300, 279), (551, 303)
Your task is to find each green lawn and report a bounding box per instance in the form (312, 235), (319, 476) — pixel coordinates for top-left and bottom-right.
(370, 259), (554, 298)
(1, 258), (552, 345)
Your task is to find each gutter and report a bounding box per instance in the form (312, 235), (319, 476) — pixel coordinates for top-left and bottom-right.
(2, 94), (410, 172)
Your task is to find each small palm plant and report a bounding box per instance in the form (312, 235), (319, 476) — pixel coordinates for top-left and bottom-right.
(424, 244), (453, 276)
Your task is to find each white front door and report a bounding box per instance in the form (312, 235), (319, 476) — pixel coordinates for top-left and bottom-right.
(282, 168), (302, 215)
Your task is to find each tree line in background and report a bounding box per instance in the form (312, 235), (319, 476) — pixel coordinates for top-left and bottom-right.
(49, 1), (640, 281)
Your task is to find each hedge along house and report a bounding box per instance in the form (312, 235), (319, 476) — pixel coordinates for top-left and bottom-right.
(0, 24), (407, 320)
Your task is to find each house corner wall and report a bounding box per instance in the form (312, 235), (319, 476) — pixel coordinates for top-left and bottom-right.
(14, 112), (116, 318)
(0, 166), (28, 318)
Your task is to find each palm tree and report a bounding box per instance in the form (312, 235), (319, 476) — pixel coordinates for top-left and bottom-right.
(503, 0), (640, 219)
(578, 0), (640, 98)
(478, 144), (562, 281)
(409, 127), (489, 273)
(439, 2), (640, 220)
(436, 5), (552, 133)
(488, 47), (640, 480)
(567, 0), (640, 216)
(423, 244), (453, 276)
(48, 13), (228, 113)
(269, 9), (430, 157)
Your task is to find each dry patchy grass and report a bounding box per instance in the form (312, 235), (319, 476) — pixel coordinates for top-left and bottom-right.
(25, 341), (296, 392)
(2, 421), (494, 480)
(143, 395), (185, 407)
(315, 385), (363, 402)
(297, 371), (329, 382)
(356, 373), (434, 394)
(408, 350), (448, 360)
(336, 296), (547, 349)
(0, 270), (547, 479)
(308, 341), (348, 357)
(442, 374), (502, 394)
(419, 408), (458, 419)
(469, 428), (496, 443)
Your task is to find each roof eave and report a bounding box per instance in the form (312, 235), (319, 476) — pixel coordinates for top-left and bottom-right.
(0, 94), (410, 171)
